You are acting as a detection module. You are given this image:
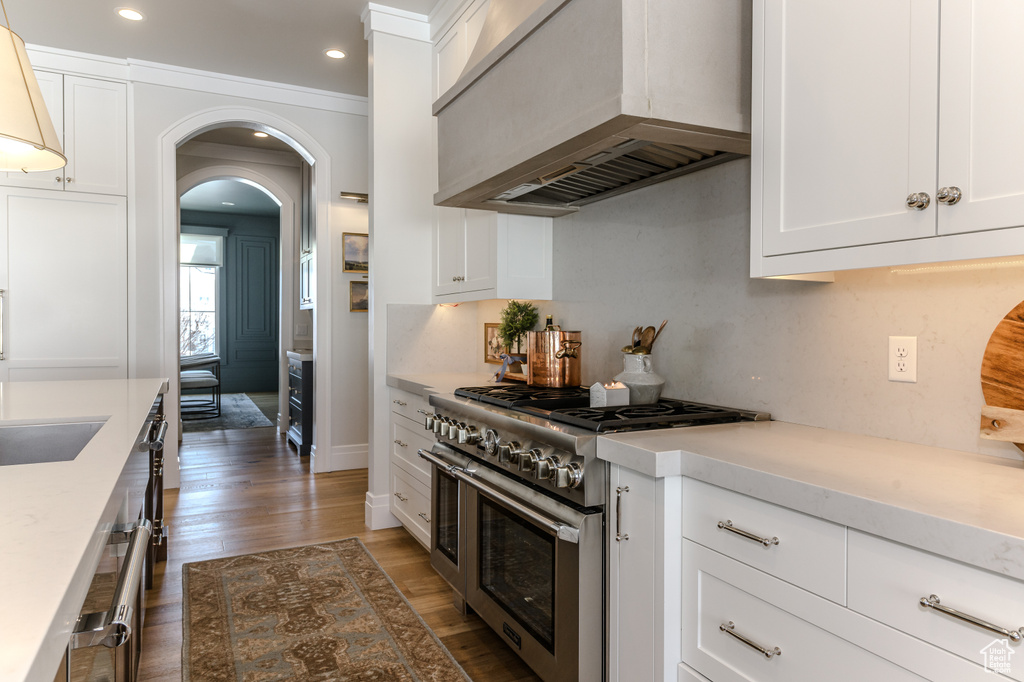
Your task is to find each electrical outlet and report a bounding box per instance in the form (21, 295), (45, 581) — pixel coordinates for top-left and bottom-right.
(888, 336), (917, 383)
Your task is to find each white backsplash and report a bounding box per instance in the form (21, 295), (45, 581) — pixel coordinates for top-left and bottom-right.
(388, 159), (1024, 461)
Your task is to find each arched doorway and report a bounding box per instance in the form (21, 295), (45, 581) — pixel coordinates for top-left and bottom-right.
(158, 108), (334, 488)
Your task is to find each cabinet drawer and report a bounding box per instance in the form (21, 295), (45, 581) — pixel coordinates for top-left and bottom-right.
(682, 478), (846, 603)
(682, 541), (927, 682)
(848, 530), (1024, 680)
(390, 463), (430, 548)
(390, 389), (431, 425)
(391, 419), (433, 484)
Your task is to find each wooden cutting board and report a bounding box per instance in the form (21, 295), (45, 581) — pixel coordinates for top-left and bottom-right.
(980, 299), (1024, 450)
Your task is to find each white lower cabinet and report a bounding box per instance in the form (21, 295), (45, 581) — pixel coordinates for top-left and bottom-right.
(389, 389), (434, 547)
(0, 188), (127, 381)
(682, 541), (927, 682)
(848, 530), (1024, 682)
(607, 466), (1004, 681)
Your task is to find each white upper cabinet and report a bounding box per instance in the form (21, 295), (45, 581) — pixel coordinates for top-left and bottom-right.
(432, 208), (552, 302)
(752, 0), (1024, 277)
(937, 0), (1024, 236)
(2, 72), (127, 196)
(434, 0), (489, 101)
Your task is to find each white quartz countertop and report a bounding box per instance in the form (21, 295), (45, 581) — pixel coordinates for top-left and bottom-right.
(386, 372), (512, 397)
(0, 379), (167, 682)
(286, 350), (313, 362)
(598, 420), (1024, 581)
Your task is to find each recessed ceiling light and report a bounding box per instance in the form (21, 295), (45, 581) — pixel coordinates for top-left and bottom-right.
(221, 201), (235, 206)
(253, 131), (269, 138)
(324, 49), (347, 60)
(116, 7), (145, 21)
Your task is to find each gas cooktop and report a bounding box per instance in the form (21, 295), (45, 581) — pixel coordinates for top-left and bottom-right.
(454, 385), (769, 433)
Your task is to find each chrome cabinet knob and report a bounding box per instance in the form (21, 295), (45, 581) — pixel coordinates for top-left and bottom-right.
(65, 177), (73, 184)
(534, 457), (556, 480)
(55, 176), (63, 183)
(553, 463), (583, 489)
(937, 186), (962, 205)
(906, 192), (930, 210)
(452, 276), (458, 282)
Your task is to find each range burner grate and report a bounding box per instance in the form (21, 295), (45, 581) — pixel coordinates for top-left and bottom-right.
(548, 400), (742, 433)
(455, 385), (590, 408)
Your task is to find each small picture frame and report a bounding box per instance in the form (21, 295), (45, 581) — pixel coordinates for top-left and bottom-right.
(349, 281), (368, 312)
(342, 232), (369, 273)
(484, 323), (504, 364)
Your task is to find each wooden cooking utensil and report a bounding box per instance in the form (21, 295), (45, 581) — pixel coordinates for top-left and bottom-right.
(980, 299), (1024, 452)
(639, 326), (656, 351)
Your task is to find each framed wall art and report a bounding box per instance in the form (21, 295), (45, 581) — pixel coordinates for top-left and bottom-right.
(342, 232), (369, 273)
(484, 322), (504, 364)
(349, 281), (368, 312)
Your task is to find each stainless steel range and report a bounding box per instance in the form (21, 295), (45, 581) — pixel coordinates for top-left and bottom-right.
(418, 385), (769, 682)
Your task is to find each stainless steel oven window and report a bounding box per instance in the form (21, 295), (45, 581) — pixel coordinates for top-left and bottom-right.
(436, 469), (460, 564)
(478, 495), (556, 652)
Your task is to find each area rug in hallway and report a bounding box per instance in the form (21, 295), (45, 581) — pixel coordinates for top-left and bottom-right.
(182, 393), (274, 433)
(182, 538), (470, 681)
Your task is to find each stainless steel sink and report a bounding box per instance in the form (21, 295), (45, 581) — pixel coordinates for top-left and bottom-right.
(0, 420), (107, 466)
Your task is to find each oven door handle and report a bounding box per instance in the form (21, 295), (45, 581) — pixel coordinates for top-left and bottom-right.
(418, 448), (580, 544)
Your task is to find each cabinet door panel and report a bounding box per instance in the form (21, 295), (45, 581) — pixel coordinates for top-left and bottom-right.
(937, 0), (1024, 236)
(2, 190), (127, 381)
(64, 77), (127, 195)
(759, 0), (938, 256)
(433, 206), (464, 296)
(461, 208), (496, 293)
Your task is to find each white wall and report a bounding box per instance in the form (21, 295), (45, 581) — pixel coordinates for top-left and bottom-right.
(537, 159), (1024, 462)
(364, 6), (435, 528)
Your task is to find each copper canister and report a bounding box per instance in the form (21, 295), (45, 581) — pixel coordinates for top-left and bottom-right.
(526, 330), (582, 387)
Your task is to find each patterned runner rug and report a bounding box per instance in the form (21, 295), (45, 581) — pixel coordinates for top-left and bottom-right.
(182, 538), (470, 681)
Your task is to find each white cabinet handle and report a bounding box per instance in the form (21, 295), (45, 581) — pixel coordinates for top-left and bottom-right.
(615, 486), (629, 542)
(720, 621), (782, 659)
(919, 594), (1023, 642)
(717, 519), (779, 547)
(393, 492), (408, 502)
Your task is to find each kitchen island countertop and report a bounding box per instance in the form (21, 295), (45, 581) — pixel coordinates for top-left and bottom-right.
(0, 378), (167, 682)
(598, 420), (1024, 582)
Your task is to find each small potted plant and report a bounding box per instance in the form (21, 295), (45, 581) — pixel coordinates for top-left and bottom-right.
(498, 300), (538, 355)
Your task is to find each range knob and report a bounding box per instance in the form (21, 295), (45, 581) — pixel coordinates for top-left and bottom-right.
(534, 457), (557, 481)
(482, 429), (499, 457)
(458, 424), (481, 445)
(553, 462), (583, 489)
(518, 448), (542, 472)
(497, 440), (523, 466)
(447, 422), (464, 442)
(424, 413), (436, 431)
(433, 415), (445, 435)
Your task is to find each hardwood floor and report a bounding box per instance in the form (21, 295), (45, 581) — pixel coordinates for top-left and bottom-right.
(138, 426), (540, 681)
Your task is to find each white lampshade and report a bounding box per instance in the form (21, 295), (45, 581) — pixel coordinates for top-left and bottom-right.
(0, 24), (65, 172)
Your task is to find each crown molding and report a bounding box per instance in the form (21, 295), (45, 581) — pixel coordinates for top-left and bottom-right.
(362, 3), (431, 42)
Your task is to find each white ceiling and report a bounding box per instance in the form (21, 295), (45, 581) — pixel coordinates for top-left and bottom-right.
(7, 0), (441, 97)
(180, 178), (283, 218)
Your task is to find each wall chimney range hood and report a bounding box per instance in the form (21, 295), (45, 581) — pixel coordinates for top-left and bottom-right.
(433, 0), (752, 217)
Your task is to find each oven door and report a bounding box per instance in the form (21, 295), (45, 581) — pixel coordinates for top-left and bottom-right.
(425, 446), (468, 599)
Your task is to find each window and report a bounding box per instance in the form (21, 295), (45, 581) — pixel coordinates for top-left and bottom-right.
(180, 233), (224, 357)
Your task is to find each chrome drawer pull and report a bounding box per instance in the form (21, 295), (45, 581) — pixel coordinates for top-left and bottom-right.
(919, 594), (1023, 642)
(615, 486), (629, 542)
(417, 409), (430, 416)
(394, 439), (407, 448)
(393, 399), (407, 406)
(393, 492), (408, 502)
(720, 621), (782, 659)
(717, 519), (779, 548)
(418, 512), (430, 523)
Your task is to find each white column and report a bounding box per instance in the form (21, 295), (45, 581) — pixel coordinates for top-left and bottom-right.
(362, 4), (434, 529)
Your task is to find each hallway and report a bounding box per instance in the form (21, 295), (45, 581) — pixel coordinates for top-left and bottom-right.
(137, 426), (539, 681)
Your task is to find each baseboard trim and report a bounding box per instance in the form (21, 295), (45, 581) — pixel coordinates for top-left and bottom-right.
(365, 491), (402, 530)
